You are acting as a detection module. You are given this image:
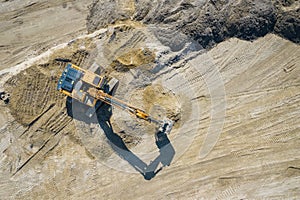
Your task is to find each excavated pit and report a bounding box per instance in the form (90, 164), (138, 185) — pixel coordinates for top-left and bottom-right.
(0, 1), (299, 198)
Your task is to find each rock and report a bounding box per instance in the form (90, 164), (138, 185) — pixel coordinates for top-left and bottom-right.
(275, 8), (300, 43)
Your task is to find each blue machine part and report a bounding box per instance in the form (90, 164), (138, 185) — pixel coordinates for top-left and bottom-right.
(57, 64), (83, 92)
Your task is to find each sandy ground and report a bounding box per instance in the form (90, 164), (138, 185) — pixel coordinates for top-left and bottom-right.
(0, 1), (299, 200)
(0, 0), (93, 70)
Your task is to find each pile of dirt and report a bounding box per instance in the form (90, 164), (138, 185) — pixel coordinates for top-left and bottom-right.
(110, 48), (155, 72)
(87, 0), (300, 49)
(4, 65), (65, 125)
(142, 84), (181, 124)
(275, 3), (300, 43)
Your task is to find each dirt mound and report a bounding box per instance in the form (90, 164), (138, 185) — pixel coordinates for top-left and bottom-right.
(275, 7), (300, 43)
(111, 48), (155, 72)
(87, 0), (300, 49)
(142, 84), (181, 124)
(5, 66), (64, 125)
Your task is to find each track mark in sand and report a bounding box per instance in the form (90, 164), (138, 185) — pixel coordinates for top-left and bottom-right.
(120, 31), (147, 49)
(18, 103), (56, 138)
(105, 29), (147, 62)
(72, 50), (89, 67)
(7, 106), (74, 176)
(226, 84), (300, 99)
(5, 66), (66, 125)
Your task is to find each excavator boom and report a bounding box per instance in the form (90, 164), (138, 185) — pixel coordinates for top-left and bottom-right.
(87, 88), (173, 133)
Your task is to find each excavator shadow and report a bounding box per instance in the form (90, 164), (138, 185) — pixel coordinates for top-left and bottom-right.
(95, 103), (175, 180)
(66, 98), (175, 180)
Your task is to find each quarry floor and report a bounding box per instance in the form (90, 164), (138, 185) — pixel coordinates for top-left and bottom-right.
(0, 1), (299, 199)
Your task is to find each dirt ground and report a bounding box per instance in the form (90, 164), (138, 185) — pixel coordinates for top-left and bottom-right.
(0, 0), (93, 70)
(0, 1), (299, 199)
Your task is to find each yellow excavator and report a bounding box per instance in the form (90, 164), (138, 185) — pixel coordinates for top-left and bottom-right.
(57, 63), (173, 134)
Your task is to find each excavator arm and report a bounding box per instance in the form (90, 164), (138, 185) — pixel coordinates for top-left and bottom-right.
(87, 88), (173, 133)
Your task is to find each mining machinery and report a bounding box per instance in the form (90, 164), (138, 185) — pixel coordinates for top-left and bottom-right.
(57, 63), (173, 134)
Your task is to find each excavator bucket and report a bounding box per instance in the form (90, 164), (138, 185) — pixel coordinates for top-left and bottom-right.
(158, 119), (174, 134)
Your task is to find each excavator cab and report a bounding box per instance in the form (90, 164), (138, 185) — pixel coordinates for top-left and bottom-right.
(57, 63), (83, 93)
(57, 63), (119, 117)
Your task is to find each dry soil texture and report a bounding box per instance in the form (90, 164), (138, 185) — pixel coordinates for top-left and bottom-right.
(0, 0), (299, 199)
(0, 0), (93, 70)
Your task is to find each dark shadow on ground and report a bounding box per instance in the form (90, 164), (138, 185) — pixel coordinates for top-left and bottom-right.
(66, 98), (175, 180)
